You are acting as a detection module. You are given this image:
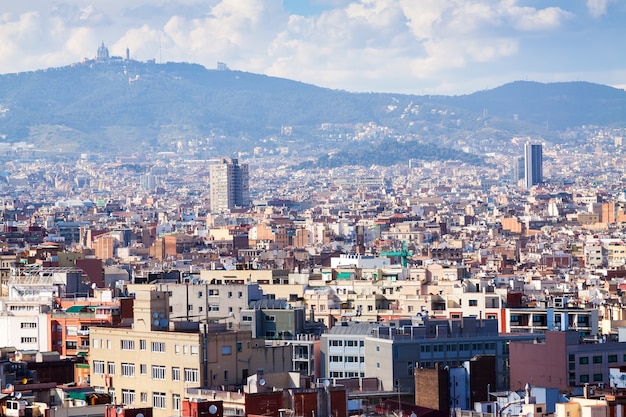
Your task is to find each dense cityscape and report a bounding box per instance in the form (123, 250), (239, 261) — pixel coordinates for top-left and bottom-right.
(1, 105), (626, 417)
(0, 31), (626, 417)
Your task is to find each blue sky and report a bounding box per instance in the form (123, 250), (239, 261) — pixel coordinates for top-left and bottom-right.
(0, 0), (624, 95)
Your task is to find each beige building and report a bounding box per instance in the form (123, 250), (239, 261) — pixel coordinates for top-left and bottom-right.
(89, 290), (292, 417)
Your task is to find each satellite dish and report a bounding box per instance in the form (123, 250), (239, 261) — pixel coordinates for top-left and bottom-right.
(5, 383), (13, 391)
(116, 407), (123, 415)
(14, 392), (22, 399)
(258, 378), (266, 386)
(208, 404), (218, 414)
(153, 319), (160, 326)
(91, 283), (97, 290)
(323, 379), (330, 388)
(153, 312), (159, 318)
(159, 313), (165, 318)
(137, 414), (144, 417)
(159, 318), (168, 327)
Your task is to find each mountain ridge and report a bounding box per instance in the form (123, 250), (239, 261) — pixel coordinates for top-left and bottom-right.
(0, 60), (624, 160)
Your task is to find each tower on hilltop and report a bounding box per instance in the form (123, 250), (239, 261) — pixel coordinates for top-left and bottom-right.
(96, 41), (109, 61)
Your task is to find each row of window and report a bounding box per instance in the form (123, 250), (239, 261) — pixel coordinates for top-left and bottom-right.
(329, 356), (365, 363)
(419, 342), (497, 352)
(92, 338), (199, 355)
(329, 371), (364, 378)
(572, 354), (622, 364)
(196, 290), (242, 298)
(329, 340), (365, 347)
(119, 390), (180, 411)
(93, 361), (199, 382)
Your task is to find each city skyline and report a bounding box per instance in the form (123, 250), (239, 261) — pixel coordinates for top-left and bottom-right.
(0, 0), (624, 95)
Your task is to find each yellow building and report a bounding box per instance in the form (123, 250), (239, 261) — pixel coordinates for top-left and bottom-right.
(89, 290), (292, 417)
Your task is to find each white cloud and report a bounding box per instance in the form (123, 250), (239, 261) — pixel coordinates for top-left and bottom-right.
(510, 6), (573, 31)
(586, 0), (609, 18)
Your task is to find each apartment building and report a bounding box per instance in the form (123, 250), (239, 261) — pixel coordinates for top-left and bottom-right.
(89, 290), (292, 417)
(127, 281), (264, 328)
(510, 330), (626, 391)
(320, 317), (542, 394)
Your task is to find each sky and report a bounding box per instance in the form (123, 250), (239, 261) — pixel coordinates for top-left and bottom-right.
(0, 0), (624, 95)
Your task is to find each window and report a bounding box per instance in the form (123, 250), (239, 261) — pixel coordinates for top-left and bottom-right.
(198, 291), (203, 298)
(609, 355), (618, 363)
(93, 339), (99, 349)
(121, 340), (135, 350)
(579, 357), (589, 365)
(152, 365), (166, 380)
(469, 300), (478, 306)
(228, 292), (233, 298)
(266, 315), (276, 322)
(21, 337), (37, 344)
(122, 389), (135, 405)
(329, 356), (343, 362)
(209, 289), (219, 296)
(330, 340), (343, 347)
(191, 345), (198, 355)
(140, 339), (147, 351)
(184, 345), (189, 354)
(238, 292), (243, 298)
(121, 363), (135, 377)
(175, 344), (181, 354)
(237, 342), (242, 352)
(222, 346), (232, 355)
(172, 367), (181, 381)
(141, 392), (147, 403)
(152, 392), (166, 409)
(185, 368), (199, 383)
(152, 342), (166, 353)
(593, 356), (602, 364)
(108, 362), (115, 375)
(173, 394), (181, 411)
(569, 354), (575, 361)
(107, 339), (112, 349)
(593, 374), (603, 382)
(93, 361), (105, 375)
(20, 322), (37, 328)
(243, 316), (252, 322)
(421, 345), (431, 352)
(140, 364), (147, 375)
(580, 375), (589, 383)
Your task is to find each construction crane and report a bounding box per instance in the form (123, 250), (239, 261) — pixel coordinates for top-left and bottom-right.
(380, 241), (413, 267)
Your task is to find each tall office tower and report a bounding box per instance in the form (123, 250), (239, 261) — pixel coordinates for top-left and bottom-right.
(524, 143), (543, 188)
(209, 157), (250, 212)
(513, 156), (525, 185)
